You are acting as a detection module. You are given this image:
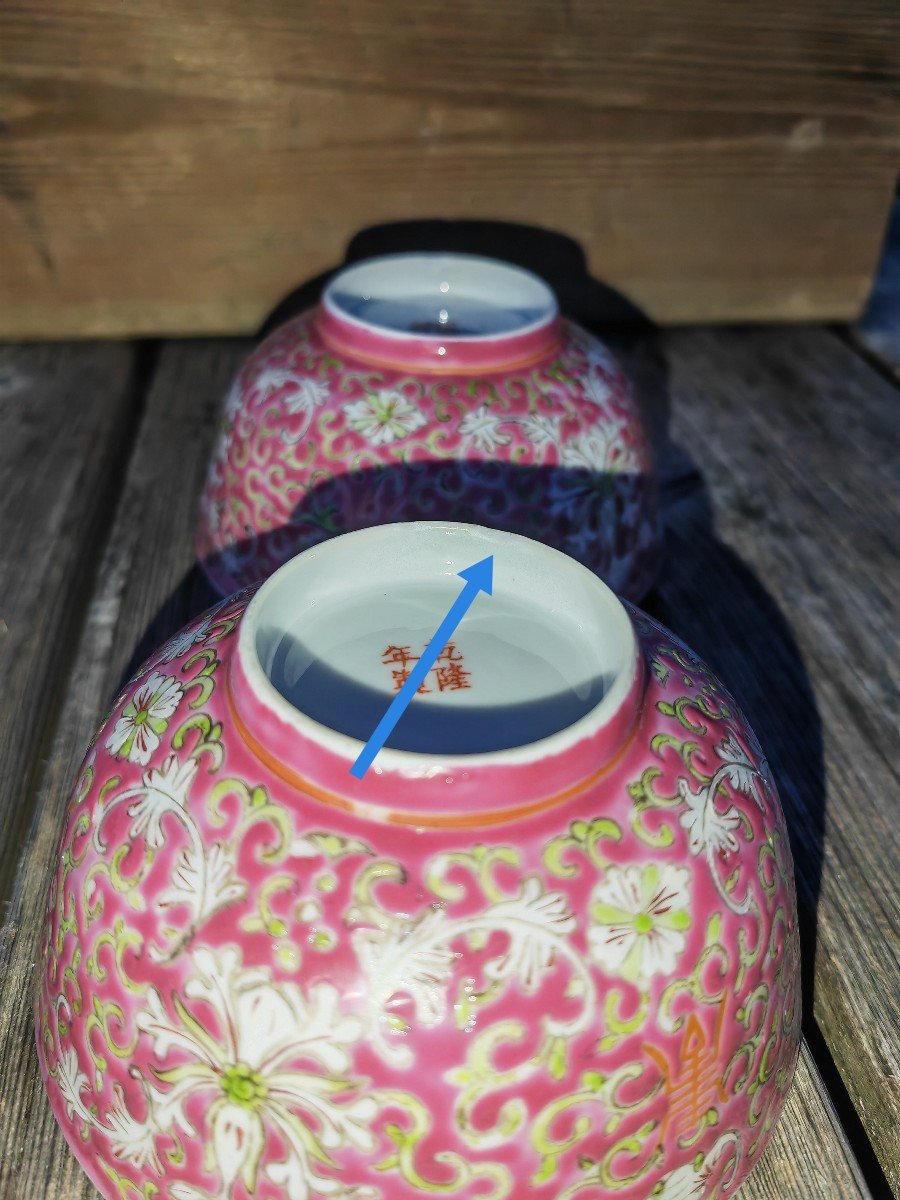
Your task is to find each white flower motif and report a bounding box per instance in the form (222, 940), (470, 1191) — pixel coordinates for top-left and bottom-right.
(105, 1087), (162, 1172)
(457, 404), (513, 453)
(715, 733), (758, 797)
(677, 731), (763, 860)
(105, 672), (184, 766)
(588, 863), (691, 986)
(481, 876), (576, 992)
(104, 754), (199, 850)
(157, 619), (212, 664)
(677, 776), (740, 857)
(160, 839), (245, 915)
(94, 753), (246, 960)
(653, 1161), (705, 1199)
(137, 948), (376, 1199)
(281, 375), (330, 417)
(268, 374), (332, 445)
(353, 907), (458, 1032)
(55, 1045), (93, 1126)
(582, 369), (614, 410)
(250, 367), (314, 408)
(352, 875), (581, 1066)
(52, 1039), (159, 1171)
(559, 427), (624, 474)
(343, 389), (427, 446)
(519, 411), (562, 449)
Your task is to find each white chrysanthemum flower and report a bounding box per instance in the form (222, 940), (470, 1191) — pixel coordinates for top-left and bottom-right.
(136, 948), (375, 1198)
(588, 863), (691, 986)
(343, 390), (427, 446)
(105, 672), (184, 766)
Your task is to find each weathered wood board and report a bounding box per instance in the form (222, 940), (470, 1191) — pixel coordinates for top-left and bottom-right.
(1, 0), (899, 337)
(624, 325), (900, 1193)
(0, 342), (137, 904)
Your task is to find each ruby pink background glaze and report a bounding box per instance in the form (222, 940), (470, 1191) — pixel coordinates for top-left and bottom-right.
(196, 301), (659, 601)
(36, 594), (799, 1200)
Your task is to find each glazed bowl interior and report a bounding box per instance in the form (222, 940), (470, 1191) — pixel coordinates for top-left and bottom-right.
(249, 522), (635, 756)
(322, 253), (558, 339)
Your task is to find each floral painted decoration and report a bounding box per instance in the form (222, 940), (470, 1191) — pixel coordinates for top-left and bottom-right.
(37, 587), (800, 1200)
(196, 274), (659, 601)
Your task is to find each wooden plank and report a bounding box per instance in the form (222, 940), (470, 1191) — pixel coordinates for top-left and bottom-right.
(2, 0), (899, 336)
(0, 341), (137, 907)
(0, 340), (248, 1196)
(0, 336), (871, 1199)
(739, 1047), (870, 1200)
(616, 325), (899, 1192)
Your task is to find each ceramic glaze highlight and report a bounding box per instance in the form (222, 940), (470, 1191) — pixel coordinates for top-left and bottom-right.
(37, 525), (799, 1200)
(196, 253), (659, 600)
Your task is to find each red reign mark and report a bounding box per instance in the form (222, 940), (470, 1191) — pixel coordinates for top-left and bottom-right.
(382, 641), (471, 694)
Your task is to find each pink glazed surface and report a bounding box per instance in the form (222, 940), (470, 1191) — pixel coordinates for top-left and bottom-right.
(196, 305), (659, 602)
(36, 593), (800, 1200)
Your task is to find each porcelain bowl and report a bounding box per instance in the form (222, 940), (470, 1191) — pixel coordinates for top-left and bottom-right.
(37, 523), (799, 1200)
(196, 253), (659, 600)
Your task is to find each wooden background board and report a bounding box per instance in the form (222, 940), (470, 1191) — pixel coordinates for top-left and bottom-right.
(621, 326), (900, 1192)
(0, 332), (889, 1199)
(2, 0), (900, 338)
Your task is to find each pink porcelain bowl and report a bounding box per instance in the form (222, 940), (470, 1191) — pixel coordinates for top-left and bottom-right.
(196, 253), (659, 600)
(37, 523), (799, 1200)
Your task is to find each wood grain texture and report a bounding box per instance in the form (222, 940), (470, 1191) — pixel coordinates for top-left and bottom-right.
(0, 342), (137, 906)
(738, 1047), (870, 1200)
(0, 340), (248, 1198)
(617, 325), (899, 1192)
(2, 0), (899, 336)
(0, 334), (874, 1200)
